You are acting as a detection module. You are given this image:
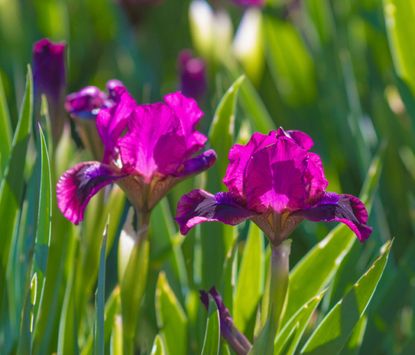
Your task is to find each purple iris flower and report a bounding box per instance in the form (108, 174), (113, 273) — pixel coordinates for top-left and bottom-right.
(65, 79), (125, 119)
(200, 287), (252, 354)
(178, 50), (207, 100)
(231, 0), (265, 7)
(176, 128), (372, 243)
(57, 91), (216, 224)
(33, 38), (66, 141)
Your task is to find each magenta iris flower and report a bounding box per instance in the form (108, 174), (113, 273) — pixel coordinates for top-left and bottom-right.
(57, 91), (216, 224)
(176, 128), (372, 243)
(33, 38), (66, 141)
(65, 80), (125, 119)
(231, 0), (265, 7)
(178, 50), (207, 100)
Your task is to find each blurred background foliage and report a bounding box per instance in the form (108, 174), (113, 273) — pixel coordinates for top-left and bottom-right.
(0, 0), (414, 354)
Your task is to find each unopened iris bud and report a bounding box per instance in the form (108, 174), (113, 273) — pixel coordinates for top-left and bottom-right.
(200, 287), (252, 355)
(33, 38), (66, 143)
(178, 50), (207, 100)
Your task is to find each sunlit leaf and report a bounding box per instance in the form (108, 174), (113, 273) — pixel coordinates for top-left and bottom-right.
(155, 272), (187, 355)
(301, 241), (392, 354)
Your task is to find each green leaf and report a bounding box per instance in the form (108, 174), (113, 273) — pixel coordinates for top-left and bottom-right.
(225, 65), (274, 133)
(339, 316), (368, 355)
(120, 237), (149, 343)
(150, 334), (167, 355)
(283, 153), (383, 324)
(209, 76), (244, 178)
(201, 298), (220, 355)
(0, 73), (12, 177)
(274, 291), (325, 355)
(81, 288), (121, 355)
(263, 16), (316, 105)
(0, 66), (33, 290)
(155, 272), (188, 355)
(94, 224), (108, 355)
(32, 123), (52, 318)
(384, 0), (415, 95)
(233, 223), (264, 336)
(301, 241), (392, 354)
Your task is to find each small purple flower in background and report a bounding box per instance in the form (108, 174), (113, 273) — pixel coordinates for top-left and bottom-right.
(178, 50), (207, 100)
(57, 91), (216, 224)
(33, 38), (66, 142)
(176, 128), (372, 244)
(200, 287), (252, 354)
(231, 0), (265, 8)
(65, 80), (126, 159)
(65, 79), (125, 120)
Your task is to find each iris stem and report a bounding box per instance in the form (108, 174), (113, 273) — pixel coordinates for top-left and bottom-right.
(122, 209), (151, 355)
(253, 239), (291, 354)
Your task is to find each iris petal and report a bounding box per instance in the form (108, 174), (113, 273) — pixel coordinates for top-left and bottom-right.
(296, 192), (372, 242)
(176, 189), (257, 235)
(56, 162), (124, 224)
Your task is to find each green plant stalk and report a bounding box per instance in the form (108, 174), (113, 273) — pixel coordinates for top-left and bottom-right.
(121, 209), (151, 355)
(251, 240), (291, 354)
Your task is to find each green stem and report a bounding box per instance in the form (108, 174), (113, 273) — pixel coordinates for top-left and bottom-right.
(268, 240), (291, 334)
(121, 209), (151, 355)
(252, 239), (291, 355)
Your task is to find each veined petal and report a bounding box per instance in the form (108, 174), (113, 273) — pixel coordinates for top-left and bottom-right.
(176, 189), (256, 235)
(56, 162), (124, 224)
(296, 192), (372, 242)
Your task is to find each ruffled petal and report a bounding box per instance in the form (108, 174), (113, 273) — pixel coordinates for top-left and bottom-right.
(176, 190), (257, 235)
(119, 93), (208, 180)
(296, 192), (372, 242)
(164, 91), (207, 155)
(223, 131), (275, 197)
(244, 136), (327, 213)
(97, 91), (136, 163)
(56, 162), (124, 224)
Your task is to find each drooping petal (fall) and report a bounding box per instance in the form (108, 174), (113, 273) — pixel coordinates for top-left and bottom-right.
(56, 162), (124, 224)
(296, 192), (372, 242)
(176, 189), (256, 235)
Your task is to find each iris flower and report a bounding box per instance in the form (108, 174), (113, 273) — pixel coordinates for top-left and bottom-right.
(57, 91), (216, 224)
(176, 128), (372, 244)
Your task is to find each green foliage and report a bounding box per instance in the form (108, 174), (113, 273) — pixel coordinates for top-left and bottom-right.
(0, 0), (410, 354)
(201, 297), (220, 355)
